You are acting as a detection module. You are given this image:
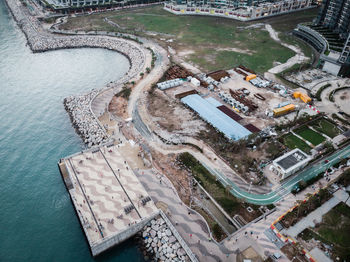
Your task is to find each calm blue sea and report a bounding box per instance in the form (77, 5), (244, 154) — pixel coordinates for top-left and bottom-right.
(0, 1), (145, 261)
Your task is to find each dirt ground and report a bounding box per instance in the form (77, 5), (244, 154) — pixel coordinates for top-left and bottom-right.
(220, 71), (287, 129)
(281, 244), (309, 262)
(334, 89), (350, 115)
(151, 150), (191, 205)
(146, 76), (287, 185)
(109, 95), (129, 119)
(197, 126), (285, 185)
(237, 246), (263, 262)
(147, 88), (205, 136)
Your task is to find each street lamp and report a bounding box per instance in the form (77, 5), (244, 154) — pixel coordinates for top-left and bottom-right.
(248, 181), (253, 193)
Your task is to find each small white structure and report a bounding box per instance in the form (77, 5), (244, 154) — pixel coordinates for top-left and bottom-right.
(191, 77), (200, 87)
(272, 149), (312, 179)
(157, 78), (183, 90)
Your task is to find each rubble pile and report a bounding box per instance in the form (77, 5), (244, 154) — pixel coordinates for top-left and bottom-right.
(64, 91), (109, 147)
(136, 217), (190, 262)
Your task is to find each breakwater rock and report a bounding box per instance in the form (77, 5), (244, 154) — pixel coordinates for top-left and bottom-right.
(64, 91), (109, 147)
(5, 0), (147, 147)
(5, 0), (145, 81)
(136, 217), (190, 262)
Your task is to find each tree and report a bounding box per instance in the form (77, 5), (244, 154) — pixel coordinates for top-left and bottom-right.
(140, 72), (144, 78)
(225, 184), (232, 196)
(146, 67), (151, 74)
(296, 200), (303, 218)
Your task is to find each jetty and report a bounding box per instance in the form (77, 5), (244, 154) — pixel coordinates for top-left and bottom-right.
(58, 143), (159, 256)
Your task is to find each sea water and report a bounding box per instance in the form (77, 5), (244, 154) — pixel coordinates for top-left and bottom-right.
(0, 1), (145, 261)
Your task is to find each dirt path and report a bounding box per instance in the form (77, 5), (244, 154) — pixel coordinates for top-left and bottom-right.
(127, 40), (170, 117)
(265, 24), (309, 74)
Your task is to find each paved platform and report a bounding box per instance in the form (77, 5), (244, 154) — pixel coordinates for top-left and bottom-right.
(59, 144), (159, 256)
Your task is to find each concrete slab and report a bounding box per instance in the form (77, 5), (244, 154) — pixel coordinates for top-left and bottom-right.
(310, 247), (332, 262)
(60, 144), (159, 256)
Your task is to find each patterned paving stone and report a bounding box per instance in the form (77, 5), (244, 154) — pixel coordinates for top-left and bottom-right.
(62, 145), (158, 247)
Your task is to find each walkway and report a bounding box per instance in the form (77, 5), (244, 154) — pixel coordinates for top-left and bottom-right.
(134, 165), (344, 261)
(215, 144), (350, 205)
(134, 169), (234, 262)
(266, 24), (309, 74)
(285, 189), (350, 238)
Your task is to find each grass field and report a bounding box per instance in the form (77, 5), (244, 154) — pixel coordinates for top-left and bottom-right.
(301, 203), (350, 261)
(178, 152), (261, 222)
(311, 119), (341, 138)
(294, 126), (326, 146)
(61, 5), (318, 73)
(281, 133), (312, 153)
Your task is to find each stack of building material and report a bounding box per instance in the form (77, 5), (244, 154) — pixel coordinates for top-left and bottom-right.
(157, 78), (183, 90)
(293, 91), (311, 103)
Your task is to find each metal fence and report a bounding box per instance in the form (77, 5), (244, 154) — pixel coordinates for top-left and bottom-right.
(159, 210), (199, 262)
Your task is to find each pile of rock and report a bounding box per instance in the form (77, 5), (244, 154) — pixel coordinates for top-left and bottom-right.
(136, 217), (189, 262)
(5, 0), (145, 83)
(4, 0), (149, 148)
(64, 91), (109, 147)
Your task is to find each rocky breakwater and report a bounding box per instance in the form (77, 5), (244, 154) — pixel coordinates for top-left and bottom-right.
(5, 0), (145, 82)
(64, 91), (109, 147)
(136, 217), (190, 262)
(5, 0), (148, 146)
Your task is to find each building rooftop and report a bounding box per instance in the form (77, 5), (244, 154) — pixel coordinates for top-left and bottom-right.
(181, 94), (251, 140)
(61, 144), (158, 248)
(273, 148), (311, 171)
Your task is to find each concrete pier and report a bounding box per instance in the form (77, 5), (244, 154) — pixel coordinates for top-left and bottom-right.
(58, 144), (159, 256)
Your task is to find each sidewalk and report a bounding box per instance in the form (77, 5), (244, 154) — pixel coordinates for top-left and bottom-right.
(135, 168), (296, 261)
(285, 189), (350, 238)
(135, 169), (235, 262)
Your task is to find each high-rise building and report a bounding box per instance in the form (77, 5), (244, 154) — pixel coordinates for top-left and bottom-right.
(293, 0), (350, 76)
(37, 0), (162, 11)
(315, 0), (350, 39)
(165, 0), (313, 20)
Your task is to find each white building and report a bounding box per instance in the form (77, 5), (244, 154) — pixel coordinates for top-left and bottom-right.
(272, 149), (312, 179)
(191, 77), (200, 87)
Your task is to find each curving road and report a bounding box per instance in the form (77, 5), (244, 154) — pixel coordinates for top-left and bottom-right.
(206, 144), (350, 205)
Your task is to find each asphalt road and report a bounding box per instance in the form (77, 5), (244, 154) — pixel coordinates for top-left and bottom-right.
(201, 144), (350, 205)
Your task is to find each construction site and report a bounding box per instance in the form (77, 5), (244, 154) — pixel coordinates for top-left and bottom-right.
(145, 64), (320, 183)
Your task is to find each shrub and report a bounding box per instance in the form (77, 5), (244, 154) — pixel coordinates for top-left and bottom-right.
(315, 83), (331, 101)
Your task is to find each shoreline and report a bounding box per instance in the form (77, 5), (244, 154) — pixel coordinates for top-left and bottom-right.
(4, 0), (147, 147)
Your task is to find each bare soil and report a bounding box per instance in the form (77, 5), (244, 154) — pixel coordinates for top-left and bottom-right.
(147, 89), (205, 136)
(109, 95), (129, 119)
(281, 244), (308, 262)
(151, 150), (191, 205)
(197, 126), (284, 184)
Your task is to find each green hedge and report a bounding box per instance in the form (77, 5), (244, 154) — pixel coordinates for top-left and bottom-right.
(315, 83), (331, 101)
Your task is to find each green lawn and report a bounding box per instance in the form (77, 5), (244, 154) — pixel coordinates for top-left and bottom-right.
(108, 6), (295, 72)
(260, 8), (319, 32)
(311, 119), (341, 138)
(294, 126), (326, 146)
(281, 133), (312, 153)
(178, 152), (261, 222)
(59, 5), (322, 73)
(317, 203), (350, 261)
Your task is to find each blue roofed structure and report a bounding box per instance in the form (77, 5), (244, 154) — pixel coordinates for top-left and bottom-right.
(181, 94), (251, 140)
(205, 97), (222, 107)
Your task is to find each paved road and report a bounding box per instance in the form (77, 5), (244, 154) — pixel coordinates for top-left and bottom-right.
(204, 145), (350, 205)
